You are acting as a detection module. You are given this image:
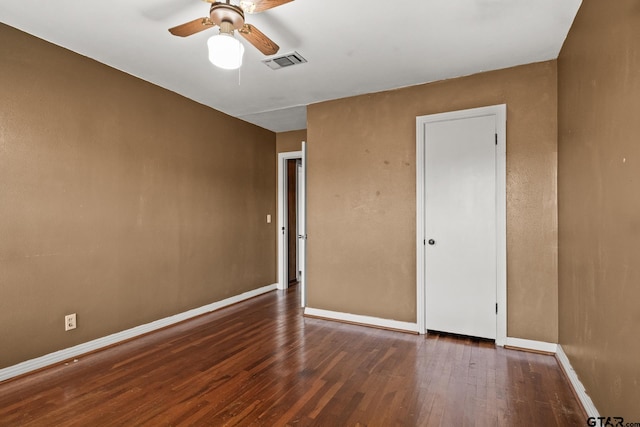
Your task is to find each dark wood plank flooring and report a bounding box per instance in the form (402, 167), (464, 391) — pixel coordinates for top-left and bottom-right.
(0, 286), (585, 426)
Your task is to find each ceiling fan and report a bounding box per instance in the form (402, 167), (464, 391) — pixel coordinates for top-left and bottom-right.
(169, 0), (292, 68)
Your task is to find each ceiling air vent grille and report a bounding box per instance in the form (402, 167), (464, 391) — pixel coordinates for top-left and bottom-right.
(262, 51), (307, 70)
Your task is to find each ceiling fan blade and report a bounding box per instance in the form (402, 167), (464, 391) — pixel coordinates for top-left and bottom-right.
(168, 18), (214, 37)
(238, 24), (280, 55)
(243, 0), (294, 13)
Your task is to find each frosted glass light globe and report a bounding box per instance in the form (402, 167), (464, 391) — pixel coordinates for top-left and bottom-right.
(207, 33), (245, 70)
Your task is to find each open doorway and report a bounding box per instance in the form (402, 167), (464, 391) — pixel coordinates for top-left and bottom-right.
(286, 158), (300, 285)
(277, 146), (306, 307)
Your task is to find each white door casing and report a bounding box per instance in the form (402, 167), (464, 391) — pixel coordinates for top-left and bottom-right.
(277, 145), (306, 308)
(277, 150), (302, 291)
(416, 105), (506, 345)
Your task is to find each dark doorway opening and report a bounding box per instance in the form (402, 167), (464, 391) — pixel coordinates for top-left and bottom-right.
(286, 159), (298, 284)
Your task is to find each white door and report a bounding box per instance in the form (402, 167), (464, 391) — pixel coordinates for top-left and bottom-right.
(296, 159), (302, 282)
(425, 115), (497, 339)
(298, 141), (307, 307)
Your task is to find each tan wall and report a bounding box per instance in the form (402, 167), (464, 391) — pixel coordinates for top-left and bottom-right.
(307, 61), (559, 342)
(276, 130), (306, 154)
(558, 0), (640, 418)
(0, 24), (276, 369)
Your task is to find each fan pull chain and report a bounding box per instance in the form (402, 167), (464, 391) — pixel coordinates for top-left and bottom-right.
(237, 36), (242, 85)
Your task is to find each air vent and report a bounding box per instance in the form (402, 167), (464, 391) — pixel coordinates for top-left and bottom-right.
(262, 51), (307, 70)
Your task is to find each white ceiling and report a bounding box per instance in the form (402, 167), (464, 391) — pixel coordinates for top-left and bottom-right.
(0, 0), (581, 132)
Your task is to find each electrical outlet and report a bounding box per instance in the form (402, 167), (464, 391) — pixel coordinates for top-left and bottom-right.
(65, 313), (77, 331)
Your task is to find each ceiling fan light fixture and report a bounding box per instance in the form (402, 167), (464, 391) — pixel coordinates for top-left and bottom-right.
(207, 32), (245, 70)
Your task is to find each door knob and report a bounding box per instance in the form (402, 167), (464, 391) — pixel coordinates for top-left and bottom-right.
(428, 239), (435, 245)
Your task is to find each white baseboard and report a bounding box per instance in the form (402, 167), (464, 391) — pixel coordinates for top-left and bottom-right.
(556, 345), (600, 418)
(0, 283), (277, 382)
(304, 307), (419, 333)
(504, 337), (558, 353)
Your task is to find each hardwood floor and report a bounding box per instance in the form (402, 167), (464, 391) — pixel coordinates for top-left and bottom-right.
(0, 286), (585, 426)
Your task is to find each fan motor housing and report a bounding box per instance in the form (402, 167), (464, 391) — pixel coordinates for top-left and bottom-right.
(209, 4), (245, 30)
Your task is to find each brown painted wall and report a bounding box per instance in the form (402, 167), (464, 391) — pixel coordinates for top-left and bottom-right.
(276, 130), (306, 154)
(0, 24), (276, 369)
(307, 61), (559, 342)
(558, 0), (640, 418)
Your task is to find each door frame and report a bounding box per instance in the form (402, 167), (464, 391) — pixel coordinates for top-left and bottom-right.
(415, 104), (507, 345)
(277, 150), (303, 292)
